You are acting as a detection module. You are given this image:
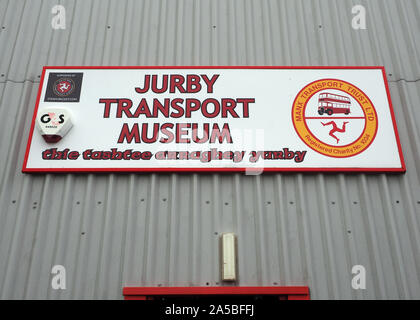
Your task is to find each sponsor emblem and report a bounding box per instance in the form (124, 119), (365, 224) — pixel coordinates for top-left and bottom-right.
(44, 72), (83, 102)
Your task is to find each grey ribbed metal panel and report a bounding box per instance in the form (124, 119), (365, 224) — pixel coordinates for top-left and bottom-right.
(0, 0), (419, 299)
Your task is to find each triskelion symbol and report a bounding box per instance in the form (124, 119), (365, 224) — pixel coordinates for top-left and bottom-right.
(321, 121), (349, 144)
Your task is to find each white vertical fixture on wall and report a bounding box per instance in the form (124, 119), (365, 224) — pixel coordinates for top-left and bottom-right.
(220, 233), (237, 282)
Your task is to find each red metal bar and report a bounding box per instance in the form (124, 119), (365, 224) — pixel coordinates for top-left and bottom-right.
(123, 286), (310, 300)
(288, 294), (310, 300)
(125, 295), (147, 300)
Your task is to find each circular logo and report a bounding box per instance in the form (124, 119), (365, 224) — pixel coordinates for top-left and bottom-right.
(292, 79), (378, 158)
(53, 78), (75, 96)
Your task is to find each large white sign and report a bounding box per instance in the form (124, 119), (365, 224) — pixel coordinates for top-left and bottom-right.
(23, 66), (405, 173)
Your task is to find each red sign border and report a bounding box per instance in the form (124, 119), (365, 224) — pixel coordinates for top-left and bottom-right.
(22, 66), (406, 173)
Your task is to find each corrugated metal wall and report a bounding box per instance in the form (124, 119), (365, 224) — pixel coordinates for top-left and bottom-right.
(0, 0), (419, 299)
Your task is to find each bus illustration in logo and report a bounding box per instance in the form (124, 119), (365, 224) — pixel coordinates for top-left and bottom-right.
(317, 92), (351, 115)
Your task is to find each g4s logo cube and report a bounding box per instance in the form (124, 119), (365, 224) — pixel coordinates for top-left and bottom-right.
(36, 107), (73, 143)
